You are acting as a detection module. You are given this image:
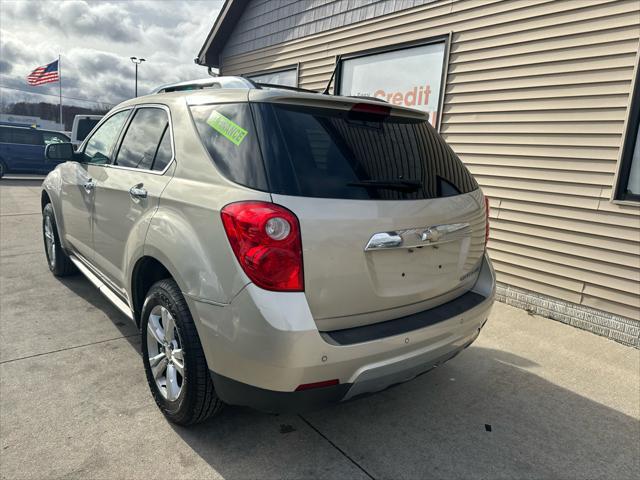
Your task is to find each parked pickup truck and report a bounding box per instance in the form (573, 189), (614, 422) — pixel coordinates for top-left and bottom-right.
(70, 115), (102, 149)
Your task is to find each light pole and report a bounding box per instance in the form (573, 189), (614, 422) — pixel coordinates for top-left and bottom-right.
(130, 56), (146, 97)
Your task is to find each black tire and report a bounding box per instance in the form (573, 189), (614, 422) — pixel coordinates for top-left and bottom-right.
(141, 278), (223, 425)
(42, 203), (77, 276)
(0, 160), (6, 178)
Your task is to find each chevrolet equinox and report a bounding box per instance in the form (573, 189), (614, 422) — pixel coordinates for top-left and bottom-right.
(41, 77), (495, 425)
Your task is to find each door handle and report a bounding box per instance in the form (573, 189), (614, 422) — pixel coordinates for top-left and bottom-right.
(129, 183), (147, 199)
(82, 180), (96, 193)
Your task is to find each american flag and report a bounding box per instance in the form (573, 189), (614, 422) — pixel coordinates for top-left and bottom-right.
(27, 60), (60, 86)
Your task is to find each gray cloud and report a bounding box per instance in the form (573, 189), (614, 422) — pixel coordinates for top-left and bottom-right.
(0, 33), (40, 65)
(0, 60), (12, 74)
(0, 0), (223, 110)
(6, 0), (141, 43)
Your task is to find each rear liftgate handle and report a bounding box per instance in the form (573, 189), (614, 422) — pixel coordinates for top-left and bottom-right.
(365, 232), (403, 250)
(364, 223), (471, 251)
(129, 183), (147, 200)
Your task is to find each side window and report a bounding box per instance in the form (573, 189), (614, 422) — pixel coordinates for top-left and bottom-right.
(83, 110), (129, 164)
(152, 127), (172, 171)
(189, 103), (267, 190)
(9, 129), (42, 145)
(115, 107), (170, 170)
(27, 130), (43, 145)
(42, 132), (70, 145)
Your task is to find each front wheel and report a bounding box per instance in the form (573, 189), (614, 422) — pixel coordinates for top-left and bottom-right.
(141, 278), (223, 425)
(42, 203), (76, 276)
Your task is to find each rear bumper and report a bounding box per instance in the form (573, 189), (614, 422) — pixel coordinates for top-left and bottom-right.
(188, 253), (495, 412)
(211, 372), (351, 413)
(210, 326), (483, 413)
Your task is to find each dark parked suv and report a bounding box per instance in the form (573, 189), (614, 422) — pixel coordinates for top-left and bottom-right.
(0, 125), (69, 177)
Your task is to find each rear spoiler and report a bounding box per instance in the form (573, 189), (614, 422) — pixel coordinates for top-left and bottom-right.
(247, 90), (426, 120)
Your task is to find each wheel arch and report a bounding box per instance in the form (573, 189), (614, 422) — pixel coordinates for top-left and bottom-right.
(130, 255), (177, 326)
(40, 169), (68, 242)
(41, 189), (51, 211)
(40, 185), (70, 252)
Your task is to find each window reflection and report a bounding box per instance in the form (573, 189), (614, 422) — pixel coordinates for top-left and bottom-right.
(83, 111), (129, 164)
(116, 108), (169, 170)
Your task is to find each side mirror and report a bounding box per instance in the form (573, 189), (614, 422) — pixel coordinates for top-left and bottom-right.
(45, 142), (75, 162)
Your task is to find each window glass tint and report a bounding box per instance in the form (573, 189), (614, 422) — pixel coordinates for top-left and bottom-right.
(252, 103), (477, 200)
(42, 132), (70, 145)
(83, 110), (129, 164)
(8, 129), (42, 145)
(152, 128), (172, 171)
(189, 103), (267, 191)
(115, 108), (168, 170)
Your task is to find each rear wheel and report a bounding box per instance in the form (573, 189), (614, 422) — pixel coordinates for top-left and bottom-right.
(0, 161), (6, 178)
(42, 203), (76, 276)
(141, 278), (223, 425)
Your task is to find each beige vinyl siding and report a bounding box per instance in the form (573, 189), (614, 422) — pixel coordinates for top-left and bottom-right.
(220, 0), (640, 320)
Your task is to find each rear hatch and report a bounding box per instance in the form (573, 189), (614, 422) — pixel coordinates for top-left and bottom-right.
(254, 96), (487, 330)
(190, 93), (487, 331)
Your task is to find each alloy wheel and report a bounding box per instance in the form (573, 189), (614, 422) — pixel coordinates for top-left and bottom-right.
(146, 305), (185, 401)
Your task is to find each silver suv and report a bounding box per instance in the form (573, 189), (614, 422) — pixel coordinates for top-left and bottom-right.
(41, 77), (495, 425)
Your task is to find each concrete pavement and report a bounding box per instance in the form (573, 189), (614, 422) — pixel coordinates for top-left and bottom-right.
(1, 178), (638, 479)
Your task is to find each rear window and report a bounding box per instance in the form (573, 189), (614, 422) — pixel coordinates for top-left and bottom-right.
(76, 119), (100, 141)
(190, 102), (477, 200)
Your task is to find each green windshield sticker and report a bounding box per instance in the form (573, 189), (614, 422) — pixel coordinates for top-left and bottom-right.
(206, 111), (248, 146)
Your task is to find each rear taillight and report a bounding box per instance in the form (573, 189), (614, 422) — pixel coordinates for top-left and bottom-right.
(221, 201), (304, 292)
(484, 195), (490, 247)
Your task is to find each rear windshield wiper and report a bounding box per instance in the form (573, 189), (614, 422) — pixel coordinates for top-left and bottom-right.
(346, 179), (422, 192)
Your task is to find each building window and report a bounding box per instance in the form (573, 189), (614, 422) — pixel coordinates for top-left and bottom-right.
(247, 66), (297, 87)
(615, 67), (640, 202)
(336, 38), (448, 128)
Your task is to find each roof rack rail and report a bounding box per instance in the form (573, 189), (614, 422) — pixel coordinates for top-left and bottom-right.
(152, 76), (254, 94)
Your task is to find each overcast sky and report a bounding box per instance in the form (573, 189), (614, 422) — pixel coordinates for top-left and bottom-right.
(0, 0), (222, 109)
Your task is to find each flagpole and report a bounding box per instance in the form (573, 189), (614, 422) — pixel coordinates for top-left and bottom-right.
(58, 54), (63, 129)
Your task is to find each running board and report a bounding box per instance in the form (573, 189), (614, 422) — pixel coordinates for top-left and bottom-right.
(69, 255), (134, 320)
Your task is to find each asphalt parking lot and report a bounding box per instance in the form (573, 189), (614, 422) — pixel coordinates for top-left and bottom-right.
(0, 177), (638, 480)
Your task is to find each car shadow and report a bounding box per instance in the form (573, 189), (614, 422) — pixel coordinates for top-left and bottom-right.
(51, 272), (639, 478)
(55, 274), (142, 353)
(168, 345), (639, 479)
